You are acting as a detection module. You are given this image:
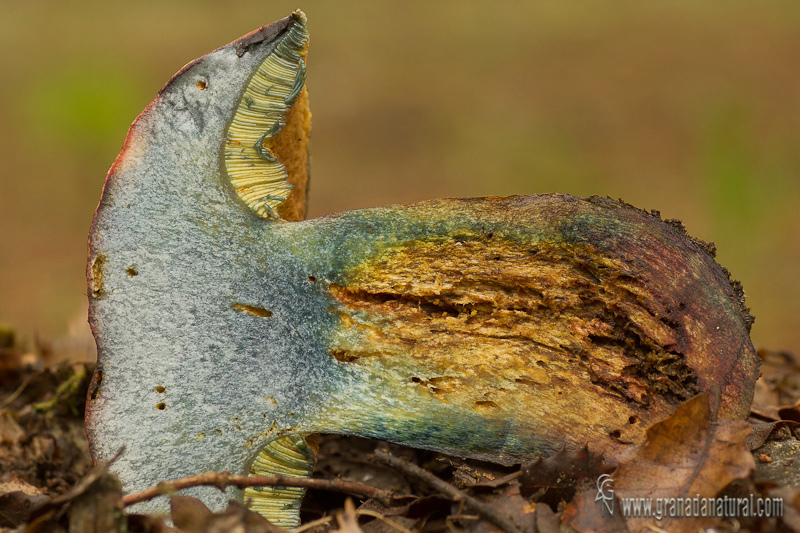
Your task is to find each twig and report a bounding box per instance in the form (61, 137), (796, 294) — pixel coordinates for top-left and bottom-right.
(644, 525), (670, 533)
(291, 515), (335, 533)
(357, 509), (415, 533)
(0, 374), (34, 410)
(373, 449), (524, 533)
(122, 472), (401, 507)
(290, 498), (415, 533)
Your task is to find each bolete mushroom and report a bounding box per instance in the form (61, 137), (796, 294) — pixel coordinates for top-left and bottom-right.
(86, 11), (759, 529)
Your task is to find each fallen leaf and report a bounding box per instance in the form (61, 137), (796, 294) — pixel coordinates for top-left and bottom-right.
(752, 349), (800, 421)
(520, 445), (613, 508)
(202, 500), (284, 533)
(533, 504), (561, 533)
(170, 495), (213, 532)
(67, 471), (125, 533)
(0, 409), (25, 444)
(450, 481), (534, 533)
(565, 392), (754, 533)
(0, 474), (48, 527)
(561, 488), (628, 533)
(335, 498), (364, 533)
(746, 420), (799, 450)
(0, 474), (43, 497)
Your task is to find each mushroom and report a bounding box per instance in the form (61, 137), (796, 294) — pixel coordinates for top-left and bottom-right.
(86, 11), (759, 529)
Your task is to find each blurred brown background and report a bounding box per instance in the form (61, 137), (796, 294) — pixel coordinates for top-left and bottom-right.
(1, 1), (798, 357)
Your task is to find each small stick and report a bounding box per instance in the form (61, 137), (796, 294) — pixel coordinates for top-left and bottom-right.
(357, 509), (415, 533)
(372, 450), (524, 533)
(122, 472), (399, 507)
(0, 374), (33, 410)
(291, 515), (335, 533)
(289, 503), (414, 533)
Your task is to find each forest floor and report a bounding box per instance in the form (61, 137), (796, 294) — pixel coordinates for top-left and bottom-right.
(1, 329), (799, 533)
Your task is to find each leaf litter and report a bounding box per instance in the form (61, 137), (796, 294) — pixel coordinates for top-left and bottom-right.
(2, 330), (800, 532)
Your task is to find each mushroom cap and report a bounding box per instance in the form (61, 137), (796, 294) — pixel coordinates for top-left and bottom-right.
(86, 12), (759, 518)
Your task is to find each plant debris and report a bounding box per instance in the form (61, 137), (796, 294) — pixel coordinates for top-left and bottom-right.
(2, 330), (800, 532)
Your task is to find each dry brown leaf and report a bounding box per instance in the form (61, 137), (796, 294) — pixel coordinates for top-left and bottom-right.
(335, 499), (364, 533)
(0, 474), (42, 497)
(751, 349), (800, 421)
(170, 495), (213, 532)
(0, 474), (48, 528)
(520, 445), (613, 508)
(66, 471), (125, 533)
(746, 420), (799, 450)
(0, 409), (24, 444)
(533, 504), (561, 533)
(562, 488), (629, 533)
(201, 500), (283, 533)
(459, 482), (535, 533)
(167, 498), (283, 533)
(0, 365), (92, 498)
(564, 392), (754, 533)
(521, 446), (611, 491)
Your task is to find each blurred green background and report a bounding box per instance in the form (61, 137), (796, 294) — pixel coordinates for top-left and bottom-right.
(1, 1), (798, 355)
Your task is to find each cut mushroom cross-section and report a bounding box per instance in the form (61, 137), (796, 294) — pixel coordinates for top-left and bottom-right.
(86, 11), (759, 530)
